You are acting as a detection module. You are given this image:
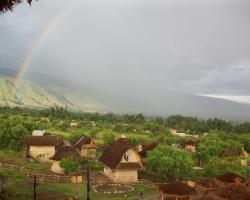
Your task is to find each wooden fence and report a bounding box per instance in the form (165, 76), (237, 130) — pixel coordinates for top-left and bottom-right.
(0, 162), (157, 186)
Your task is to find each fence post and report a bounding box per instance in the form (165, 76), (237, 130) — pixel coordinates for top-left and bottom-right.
(33, 175), (37, 200)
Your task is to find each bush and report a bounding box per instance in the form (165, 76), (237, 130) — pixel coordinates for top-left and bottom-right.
(59, 158), (79, 174)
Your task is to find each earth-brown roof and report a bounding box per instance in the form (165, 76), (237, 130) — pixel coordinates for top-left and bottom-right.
(216, 173), (246, 184)
(222, 148), (241, 157)
(139, 142), (158, 158)
(116, 162), (142, 170)
(50, 145), (79, 161)
(158, 182), (196, 196)
(25, 136), (64, 147)
(99, 137), (141, 170)
(74, 136), (96, 149)
(184, 140), (197, 146)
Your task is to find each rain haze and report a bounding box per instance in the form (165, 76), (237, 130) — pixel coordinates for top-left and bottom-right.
(1, 0), (250, 120)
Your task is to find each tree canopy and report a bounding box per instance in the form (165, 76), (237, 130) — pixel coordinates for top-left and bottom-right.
(146, 145), (193, 181)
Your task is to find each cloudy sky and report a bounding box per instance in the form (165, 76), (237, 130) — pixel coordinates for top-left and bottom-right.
(1, 0), (250, 104)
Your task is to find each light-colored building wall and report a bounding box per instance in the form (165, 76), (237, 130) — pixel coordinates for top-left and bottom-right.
(80, 148), (96, 158)
(103, 166), (138, 182)
(113, 170), (138, 182)
(29, 146), (55, 163)
(120, 149), (141, 163)
(185, 145), (196, 152)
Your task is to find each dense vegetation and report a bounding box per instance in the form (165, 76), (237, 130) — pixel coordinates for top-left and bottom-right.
(1, 106), (250, 181)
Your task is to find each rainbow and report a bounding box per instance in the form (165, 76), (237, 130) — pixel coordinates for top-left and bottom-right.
(11, 1), (77, 96)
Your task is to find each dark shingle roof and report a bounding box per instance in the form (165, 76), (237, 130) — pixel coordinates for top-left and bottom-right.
(158, 182), (196, 196)
(50, 145), (79, 161)
(99, 137), (141, 170)
(25, 136), (64, 147)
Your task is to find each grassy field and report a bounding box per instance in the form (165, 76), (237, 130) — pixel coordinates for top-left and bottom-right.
(0, 149), (52, 173)
(0, 168), (156, 200)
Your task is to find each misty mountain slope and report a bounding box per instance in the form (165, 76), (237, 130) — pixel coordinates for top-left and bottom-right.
(1, 67), (250, 120)
(0, 76), (102, 112)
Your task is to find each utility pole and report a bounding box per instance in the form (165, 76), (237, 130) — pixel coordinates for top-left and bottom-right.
(33, 175), (37, 200)
(86, 165), (90, 200)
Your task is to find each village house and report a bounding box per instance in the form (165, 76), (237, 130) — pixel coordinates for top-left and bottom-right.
(138, 141), (159, 159)
(99, 135), (143, 182)
(183, 140), (197, 152)
(158, 182), (196, 200)
(50, 145), (79, 174)
(74, 136), (97, 158)
(25, 135), (64, 163)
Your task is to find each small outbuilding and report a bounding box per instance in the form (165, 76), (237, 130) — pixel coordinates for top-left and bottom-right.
(158, 182), (196, 200)
(25, 136), (64, 163)
(99, 135), (143, 182)
(74, 136), (97, 158)
(50, 145), (79, 174)
(183, 140), (197, 152)
(138, 142), (159, 158)
(222, 148), (241, 157)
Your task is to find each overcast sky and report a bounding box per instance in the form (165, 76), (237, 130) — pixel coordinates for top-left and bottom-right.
(1, 0), (250, 104)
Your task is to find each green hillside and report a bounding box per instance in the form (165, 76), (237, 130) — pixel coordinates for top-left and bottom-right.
(0, 76), (102, 112)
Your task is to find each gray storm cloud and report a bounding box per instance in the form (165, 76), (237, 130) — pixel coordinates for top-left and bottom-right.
(1, 0), (250, 105)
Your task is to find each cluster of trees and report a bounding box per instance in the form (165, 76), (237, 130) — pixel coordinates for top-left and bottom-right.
(0, 114), (43, 150)
(2, 107), (250, 134)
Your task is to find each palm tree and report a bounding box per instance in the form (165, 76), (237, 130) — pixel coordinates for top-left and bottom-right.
(0, 0), (33, 13)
